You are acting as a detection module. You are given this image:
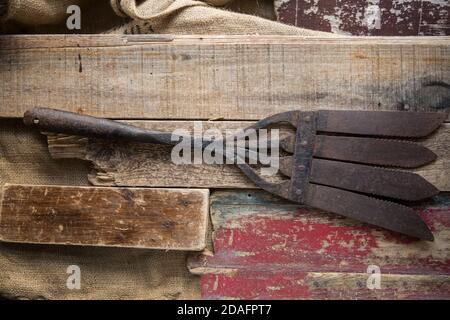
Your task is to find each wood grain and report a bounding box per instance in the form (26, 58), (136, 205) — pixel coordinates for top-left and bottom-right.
(200, 271), (450, 299)
(276, 0), (450, 36)
(0, 184), (209, 251)
(188, 190), (450, 299)
(193, 190), (450, 275)
(45, 121), (450, 191)
(1, 35), (449, 119)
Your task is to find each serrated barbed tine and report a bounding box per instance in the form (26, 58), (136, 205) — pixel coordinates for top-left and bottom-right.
(317, 110), (446, 138)
(309, 159), (439, 201)
(305, 184), (434, 241)
(314, 135), (437, 168)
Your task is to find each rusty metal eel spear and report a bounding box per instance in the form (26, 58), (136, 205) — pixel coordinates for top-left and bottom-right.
(24, 107), (446, 241)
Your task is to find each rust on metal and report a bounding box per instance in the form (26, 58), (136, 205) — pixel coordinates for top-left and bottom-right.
(23, 107), (446, 240)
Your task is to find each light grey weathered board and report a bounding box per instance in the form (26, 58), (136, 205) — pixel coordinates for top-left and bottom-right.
(45, 121), (450, 191)
(0, 35), (449, 119)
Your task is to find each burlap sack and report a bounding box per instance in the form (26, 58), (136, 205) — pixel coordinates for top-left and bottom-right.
(0, 0), (337, 36)
(0, 120), (89, 187)
(108, 0), (336, 35)
(0, 0), (87, 25)
(0, 243), (200, 300)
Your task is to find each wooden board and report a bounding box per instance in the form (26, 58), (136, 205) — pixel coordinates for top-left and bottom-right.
(0, 184), (209, 251)
(1, 35), (449, 119)
(276, 0), (450, 36)
(45, 121), (450, 191)
(188, 190), (450, 299)
(199, 271), (449, 299)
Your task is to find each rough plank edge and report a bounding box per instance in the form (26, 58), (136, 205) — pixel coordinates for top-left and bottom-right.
(1, 35), (450, 50)
(45, 132), (89, 159)
(0, 235), (208, 251)
(198, 188), (210, 252)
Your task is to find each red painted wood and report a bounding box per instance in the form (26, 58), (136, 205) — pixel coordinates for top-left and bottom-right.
(201, 270), (450, 300)
(193, 191), (450, 299)
(209, 206), (449, 274)
(201, 271), (310, 299)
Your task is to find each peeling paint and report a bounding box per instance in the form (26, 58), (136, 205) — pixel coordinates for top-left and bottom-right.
(365, 3), (382, 30)
(276, 0), (449, 35)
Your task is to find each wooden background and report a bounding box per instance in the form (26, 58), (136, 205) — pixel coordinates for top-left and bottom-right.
(276, 0), (450, 36)
(0, 35), (449, 299)
(1, 35), (449, 119)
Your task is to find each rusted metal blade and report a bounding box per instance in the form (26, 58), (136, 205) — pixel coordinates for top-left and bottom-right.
(305, 184), (434, 240)
(314, 135), (437, 168)
(278, 156), (295, 176)
(281, 135), (437, 168)
(280, 158), (438, 201)
(280, 135), (295, 153)
(311, 159), (438, 201)
(317, 110), (446, 137)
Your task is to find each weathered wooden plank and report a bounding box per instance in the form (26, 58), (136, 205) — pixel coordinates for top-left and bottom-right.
(276, 0), (450, 36)
(0, 184), (209, 251)
(188, 190), (450, 299)
(45, 120), (289, 188)
(45, 121), (450, 191)
(1, 34), (448, 49)
(200, 271), (450, 299)
(1, 35), (449, 119)
(196, 190), (450, 274)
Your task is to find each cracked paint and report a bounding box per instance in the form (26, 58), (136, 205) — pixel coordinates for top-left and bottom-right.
(276, 0), (449, 35)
